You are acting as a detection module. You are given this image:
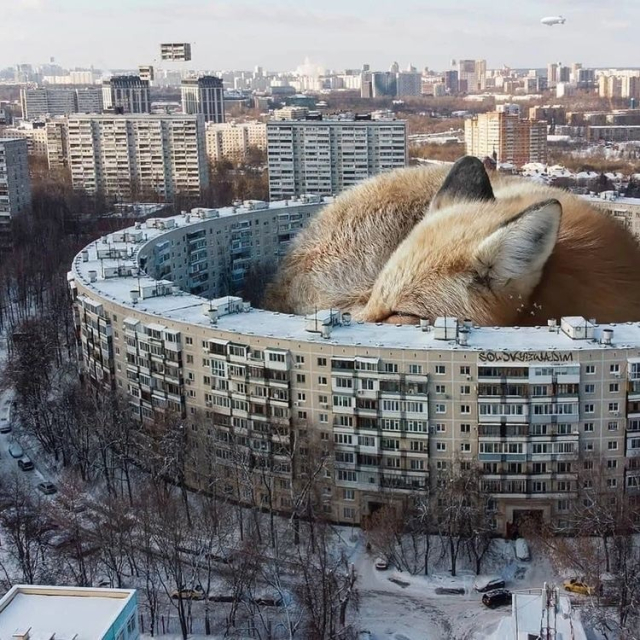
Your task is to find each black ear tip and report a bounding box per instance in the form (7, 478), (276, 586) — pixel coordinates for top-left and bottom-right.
(453, 156), (485, 170)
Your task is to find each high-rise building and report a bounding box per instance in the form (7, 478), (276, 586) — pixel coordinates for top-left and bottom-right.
(371, 72), (397, 98)
(205, 121), (267, 163)
(75, 87), (104, 113)
(102, 76), (150, 114)
(66, 114), (208, 200)
(45, 118), (70, 169)
(180, 76), (225, 123)
(475, 59), (487, 91)
(465, 111), (548, 166)
(599, 75), (623, 99)
(0, 138), (32, 244)
(267, 116), (407, 199)
(20, 87), (103, 119)
(458, 59), (477, 93)
(547, 63), (558, 87)
(396, 71), (422, 97)
(444, 70), (459, 94)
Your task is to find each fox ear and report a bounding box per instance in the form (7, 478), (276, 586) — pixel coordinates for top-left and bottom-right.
(430, 156), (494, 211)
(475, 199), (562, 289)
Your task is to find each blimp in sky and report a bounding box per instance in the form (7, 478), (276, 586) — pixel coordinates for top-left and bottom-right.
(541, 15), (566, 26)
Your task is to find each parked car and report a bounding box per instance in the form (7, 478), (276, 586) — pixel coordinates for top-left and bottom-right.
(482, 589), (513, 608)
(8, 443), (24, 458)
(18, 456), (34, 471)
(474, 575), (506, 592)
(0, 423), (12, 434)
(374, 557), (389, 570)
(563, 578), (595, 596)
(170, 586), (205, 601)
(515, 538), (530, 561)
(37, 481), (57, 495)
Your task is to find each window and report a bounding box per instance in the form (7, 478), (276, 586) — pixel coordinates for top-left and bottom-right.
(584, 442), (594, 452)
(610, 364), (620, 374)
(460, 385), (471, 395)
(127, 615), (136, 634)
(185, 337), (193, 345)
(608, 421), (618, 431)
(460, 443), (471, 452)
(319, 413), (328, 423)
(607, 459), (618, 469)
(410, 459), (425, 470)
(436, 442), (447, 452)
(608, 478), (617, 488)
(584, 403), (594, 414)
(409, 364), (423, 375)
(584, 384), (595, 394)
(584, 422), (594, 432)
(609, 402), (619, 413)
(460, 404), (471, 414)
(297, 410), (307, 419)
(460, 366), (471, 376)
(608, 441), (618, 450)
(435, 403), (446, 414)
(435, 365), (446, 375)
(383, 363), (398, 373)
(296, 355), (305, 364)
(337, 470), (357, 482)
(297, 392), (306, 402)
(343, 507), (356, 519)
(435, 384), (446, 394)
(436, 423), (446, 433)
(318, 376), (327, 385)
(460, 423), (471, 434)
(186, 354), (194, 364)
(317, 357), (327, 366)
(343, 489), (355, 501)
(269, 352), (286, 363)
(585, 364), (596, 374)
(436, 460), (448, 470)
(609, 383), (619, 393)
(584, 460), (594, 470)
(296, 374), (306, 383)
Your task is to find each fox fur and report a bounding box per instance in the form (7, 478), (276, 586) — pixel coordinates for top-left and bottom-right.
(266, 157), (640, 326)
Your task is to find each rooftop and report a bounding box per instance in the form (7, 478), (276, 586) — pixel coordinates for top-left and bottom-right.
(0, 585), (136, 640)
(70, 198), (640, 354)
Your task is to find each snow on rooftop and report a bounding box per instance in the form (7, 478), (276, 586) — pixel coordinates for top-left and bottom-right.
(70, 199), (640, 353)
(0, 586), (136, 640)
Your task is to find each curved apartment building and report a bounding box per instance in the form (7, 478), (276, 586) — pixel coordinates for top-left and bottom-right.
(69, 197), (640, 534)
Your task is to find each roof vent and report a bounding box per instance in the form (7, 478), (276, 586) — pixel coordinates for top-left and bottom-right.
(601, 328), (613, 345)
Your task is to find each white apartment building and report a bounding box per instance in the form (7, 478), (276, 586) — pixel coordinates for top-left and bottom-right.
(70, 200), (640, 535)
(181, 76), (225, 123)
(1, 122), (48, 156)
(267, 117), (407, 199)
(396, 71), (422, 97)
(67, 114), (208, 200)
(0, 138), (31, 240)
(205, 121), (267, 163)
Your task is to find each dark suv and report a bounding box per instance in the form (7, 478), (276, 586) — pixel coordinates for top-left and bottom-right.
(482, 589), (512, 608)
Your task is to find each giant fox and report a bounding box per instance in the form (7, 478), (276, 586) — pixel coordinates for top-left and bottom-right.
(266, 157), (640, 325)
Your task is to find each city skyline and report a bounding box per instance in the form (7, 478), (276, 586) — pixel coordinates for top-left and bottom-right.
(2, 0), (639, 73)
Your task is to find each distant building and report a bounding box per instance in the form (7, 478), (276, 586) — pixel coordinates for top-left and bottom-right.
(465, 111), (548, 166)
(160, 42), (192, 61)
(396, 71), (422, 97)
(205, 121), (267, 163)
(585, 191), (640, 237)
(1, 121), (48, 155)
(139, 65), (155, 82)
(0, 138), (31, 244)
(444, 70), (459, 94)
(20, 86), (103, 119)
(102, 75), (150, 114)
(45, 117), (70, 169)
(181, 76), (225, 123)
(371, 72), (397, 98)
(267, 116), (407, 199)
(0, 585), (139, 640)
(76, 86), (104, 113)
(67, 114), (208, 201)
(272, 106), (308, 120)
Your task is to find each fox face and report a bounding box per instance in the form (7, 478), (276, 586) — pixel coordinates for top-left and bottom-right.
(360, 196), (562, 326)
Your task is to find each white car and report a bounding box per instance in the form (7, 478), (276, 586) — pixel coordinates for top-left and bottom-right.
(515, 538), (530, 561)
(474, 575), (505, 592)
(374, 557), (389, 570)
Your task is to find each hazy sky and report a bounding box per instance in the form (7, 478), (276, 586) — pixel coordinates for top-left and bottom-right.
(2, 0), (638, 72)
